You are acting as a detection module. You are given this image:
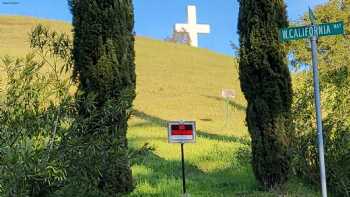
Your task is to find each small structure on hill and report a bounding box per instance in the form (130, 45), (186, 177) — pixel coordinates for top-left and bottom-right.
(165, 29), (191, 45)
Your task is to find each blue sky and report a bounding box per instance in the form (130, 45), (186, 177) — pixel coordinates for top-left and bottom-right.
(0, 0), (327, 55)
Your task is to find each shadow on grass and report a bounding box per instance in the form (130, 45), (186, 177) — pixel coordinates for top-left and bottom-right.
(203, 95), (246, 112)
(132, 110), (167, 127)
(133, 150), (205, 179)
(197, 131), (249, 144)
(130, 147), (256, 196)
(129, 149), (205, 196)
(131, 110), (249, 144)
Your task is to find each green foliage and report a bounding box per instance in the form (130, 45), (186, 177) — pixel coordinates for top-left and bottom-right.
(237, 0), (293, 189)
(234, 136), (252, 167)
(289, 1), (350, 196)
(289, 0), (350, 73)
(292, 71), (350, 196)
(69, 0), (136, 195)
(0, 25), (74, 196)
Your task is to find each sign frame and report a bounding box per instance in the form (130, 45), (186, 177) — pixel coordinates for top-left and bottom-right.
(168, 121), (196, 143)
(221, 89), (235, 99)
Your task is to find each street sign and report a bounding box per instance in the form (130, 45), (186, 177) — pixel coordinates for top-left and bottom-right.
(168, 121), (196, 143)
(279, 21), (344, 41)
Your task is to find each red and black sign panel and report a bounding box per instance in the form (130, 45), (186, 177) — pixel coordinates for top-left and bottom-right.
(168, 121), (196, 143)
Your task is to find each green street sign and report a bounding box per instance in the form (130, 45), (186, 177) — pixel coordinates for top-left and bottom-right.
(280, 21), (344, 42)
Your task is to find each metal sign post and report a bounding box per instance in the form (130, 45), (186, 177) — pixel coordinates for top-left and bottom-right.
(168, 121), (196, 196)
(310, 25), (328, 197)
(279, 8), (345, 197)
(180, 143), (186, 194)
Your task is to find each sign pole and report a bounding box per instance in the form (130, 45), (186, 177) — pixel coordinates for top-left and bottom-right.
(168, 120), (195, 195)
(224, 98), (229, 127)
(180, 143), (186, 195)
(310, 31), (328, 197)
(222, 89), (235, 128)
(279, 8), (343, 196)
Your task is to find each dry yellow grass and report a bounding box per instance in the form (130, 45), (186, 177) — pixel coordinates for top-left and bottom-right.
(0, 15), (247, 136)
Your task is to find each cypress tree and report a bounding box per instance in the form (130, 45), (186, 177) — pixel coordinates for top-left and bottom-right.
(237, 0), (293, 189)
(70, 0), (135, 194)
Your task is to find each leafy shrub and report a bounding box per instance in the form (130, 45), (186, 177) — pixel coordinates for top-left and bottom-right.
(288, 2), (350, 195)
(292, 68), (350, 196)
(233, 136), (252, 167)
(0, 25), (74, 196)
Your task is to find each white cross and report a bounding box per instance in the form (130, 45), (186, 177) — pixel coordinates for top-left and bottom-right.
(175, 5), (210, 47)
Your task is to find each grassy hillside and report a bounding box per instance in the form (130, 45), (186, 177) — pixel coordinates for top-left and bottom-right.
(0, 16), (318, 196)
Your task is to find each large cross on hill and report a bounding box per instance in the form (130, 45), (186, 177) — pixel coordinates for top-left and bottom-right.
(175, 5), (210, 47)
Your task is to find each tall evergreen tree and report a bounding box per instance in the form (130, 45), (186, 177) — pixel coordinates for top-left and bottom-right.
(237, 0), (293, 189)
(70, 0), (135, 194)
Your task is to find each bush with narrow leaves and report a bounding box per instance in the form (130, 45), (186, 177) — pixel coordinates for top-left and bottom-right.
(0, 25), (74, 196)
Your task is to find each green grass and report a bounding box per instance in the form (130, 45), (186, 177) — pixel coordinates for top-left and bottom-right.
(0, 15), (319, 196)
